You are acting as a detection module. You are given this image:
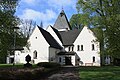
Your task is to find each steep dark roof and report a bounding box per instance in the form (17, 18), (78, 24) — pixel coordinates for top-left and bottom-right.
(53, 10), (72, 30)
(51, 26), (63, 43)
(59, 29), (81, 46)
(38, 26), (62, 49)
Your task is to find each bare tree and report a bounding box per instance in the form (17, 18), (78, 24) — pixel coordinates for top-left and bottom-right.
(20, 19), (36, 39)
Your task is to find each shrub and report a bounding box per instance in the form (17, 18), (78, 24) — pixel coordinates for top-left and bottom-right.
(37, 62), (61, 68)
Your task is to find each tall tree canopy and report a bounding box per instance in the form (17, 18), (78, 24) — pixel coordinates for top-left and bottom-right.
(0, 0), (24, 63)
(70, 13), (90, 29)
(73, 0), (120, 59)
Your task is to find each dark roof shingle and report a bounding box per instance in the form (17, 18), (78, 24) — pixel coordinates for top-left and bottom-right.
(51, 26), (63, 43)
(38, 26), (62, 49)
(59, 29), (81, 46)
(53, 10), (71, 30)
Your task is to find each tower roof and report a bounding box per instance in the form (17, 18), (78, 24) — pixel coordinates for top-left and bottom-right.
(53, 10), (71, 31)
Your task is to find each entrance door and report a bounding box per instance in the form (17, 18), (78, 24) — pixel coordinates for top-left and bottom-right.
(10, 58), (14, 63)
(65, 57), (72, 65)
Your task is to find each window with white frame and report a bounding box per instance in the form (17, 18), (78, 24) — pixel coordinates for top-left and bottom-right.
(81, 45), (83, 51)
(77, 45), (80, 51)
(71, 46), (74, 51)
(92, 44), (95, 50)
(93, 56), (95, 62)
(68, 47), (71, 51)
(33, 50), (37, 59)
(68, 46), (74, 51)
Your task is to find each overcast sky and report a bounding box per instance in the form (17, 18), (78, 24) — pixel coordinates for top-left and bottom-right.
(15, 0), (78, 28)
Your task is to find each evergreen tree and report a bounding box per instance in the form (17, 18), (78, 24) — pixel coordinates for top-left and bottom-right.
(0, 0), (20, 63)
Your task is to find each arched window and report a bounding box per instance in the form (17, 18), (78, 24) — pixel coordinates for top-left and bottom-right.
(93, 56), (95, 62)
(81, 45), (83, 51)
(92, 44), (95, 50)
(77, 45), (80, 51)
(68, 47), (71, 51)
(71, 46), (74, 51)
(33, 50), (37, 59)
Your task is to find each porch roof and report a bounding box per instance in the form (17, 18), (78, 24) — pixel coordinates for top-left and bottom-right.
(57, 51), (76, 55)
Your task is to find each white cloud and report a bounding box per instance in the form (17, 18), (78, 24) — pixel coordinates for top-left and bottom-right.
(17, 0), (78, 28)
(19, 8), (57, 27)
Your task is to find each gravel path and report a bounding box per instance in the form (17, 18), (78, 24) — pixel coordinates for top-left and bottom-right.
(42, 66), (80, 80)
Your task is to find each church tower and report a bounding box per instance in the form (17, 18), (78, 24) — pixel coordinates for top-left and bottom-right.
(53, 10), (71, 31)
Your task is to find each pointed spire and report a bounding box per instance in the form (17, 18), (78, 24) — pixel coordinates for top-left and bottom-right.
(53, 10), (72, 31)
(60, 9), (65, 17)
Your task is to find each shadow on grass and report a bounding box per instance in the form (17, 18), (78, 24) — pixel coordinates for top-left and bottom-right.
(79, 66), (120, 80)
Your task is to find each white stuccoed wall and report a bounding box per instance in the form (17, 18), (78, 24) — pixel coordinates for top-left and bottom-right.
(14, 51), (31, 64)
(74, 26), (100, 66)
(28, 26), (50, 64)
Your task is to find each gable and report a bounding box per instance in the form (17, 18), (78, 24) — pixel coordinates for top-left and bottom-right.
(46, 25), (63, 46)
(28, 26), (49, 49)
(74, 26), (98, 44)
(38, 26), (62, 49)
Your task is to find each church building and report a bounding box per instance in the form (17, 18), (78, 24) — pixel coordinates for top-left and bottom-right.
(7, 10), (101, 66)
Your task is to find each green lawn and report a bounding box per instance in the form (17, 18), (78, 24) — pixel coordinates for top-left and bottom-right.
(79, 66), (120, 80)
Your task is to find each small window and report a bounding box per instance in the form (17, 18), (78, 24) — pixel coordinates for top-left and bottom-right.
(77, 45), (80, 51)
(33, 50), (37, 59)
(68, 47), (71, 51)
(93, 56), (95, 62)
(81, 45), (83, 51)
(72, 46), (74, 51)
(92, 44), (95, 50)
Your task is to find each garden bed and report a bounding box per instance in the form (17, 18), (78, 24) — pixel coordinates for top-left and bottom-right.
(0, 63), (61, 80)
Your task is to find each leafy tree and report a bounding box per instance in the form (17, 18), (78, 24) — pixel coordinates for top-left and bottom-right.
(0, 0), (20, 63)
(76, 0), (120, 62)
(70, 13), (90, 29)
